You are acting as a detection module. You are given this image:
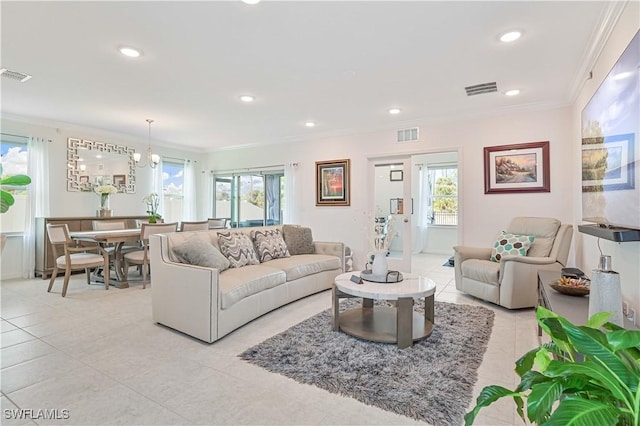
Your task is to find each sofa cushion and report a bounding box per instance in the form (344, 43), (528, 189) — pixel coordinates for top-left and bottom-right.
(251, 229), (290, 262)
(490, 231), (535, 262)
(267, 254), (341, 281)
(507, 217), (560, 258)
(282, 225), (315, 255)
(218, 231), (260, 268)
(462, 259), (500, 285)
(170, 234), (230, 271)
(218, 265), (286, 309)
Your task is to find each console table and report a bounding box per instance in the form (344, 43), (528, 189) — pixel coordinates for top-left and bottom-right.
(537, 270), (634, 335)
(35, 216), (148, 279)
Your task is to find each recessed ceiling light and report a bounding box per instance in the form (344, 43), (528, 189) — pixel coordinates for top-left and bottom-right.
(500, 31), (521, 43)
(505, 89), (521, 96)
(241, 0), (261, 4)
(240, 95), (255, 102)
(305, 121), (316, 127)
(388, 108), (401, 115)
(119, 46), (141, 58)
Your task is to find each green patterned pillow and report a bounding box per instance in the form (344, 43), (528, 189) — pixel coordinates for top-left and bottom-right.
(490, 231), (535, 262)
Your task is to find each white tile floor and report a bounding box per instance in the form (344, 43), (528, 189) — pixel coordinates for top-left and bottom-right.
(0, 254), (541, 425)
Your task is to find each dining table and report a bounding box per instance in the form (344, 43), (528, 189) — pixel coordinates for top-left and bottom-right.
(69, 228), (142, 288)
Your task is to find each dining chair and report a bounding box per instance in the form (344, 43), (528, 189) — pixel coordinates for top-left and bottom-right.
(92, 220), (141, 266)
(208, 218), (228, 229)
(46, 223), (110, 297)
(180, 220), (209, 231)
(123, 222), (178, 288)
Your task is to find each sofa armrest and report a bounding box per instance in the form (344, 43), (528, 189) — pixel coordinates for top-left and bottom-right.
(314, 241), (345, 272)
(453, 246), (492, 263)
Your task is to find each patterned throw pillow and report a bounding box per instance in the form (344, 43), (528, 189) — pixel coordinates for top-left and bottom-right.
(490, 231), (535, 262)
(171, 235), (230, 271)
(217, 232), (260, 268)
(282, 225), (315, 255)
(251, 229), (290, 263)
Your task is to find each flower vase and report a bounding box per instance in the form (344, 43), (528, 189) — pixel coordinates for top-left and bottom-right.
(149, 215), (156, 224)
(371, 250), (389, 278)
(97, 194), (112, 217)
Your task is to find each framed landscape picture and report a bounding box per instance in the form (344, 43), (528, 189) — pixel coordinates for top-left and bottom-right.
(484, 141), (550, 194)
(316, 159), (350, 206)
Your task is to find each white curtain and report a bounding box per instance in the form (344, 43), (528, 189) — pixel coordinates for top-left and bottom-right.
(153, 158), (165, 218)
(182, 159), (196, 221)
(412, 165), (430, 254)
(200, 169), (212, 220)
(22, 137), (50, 278)
(283, 162), (298, 224)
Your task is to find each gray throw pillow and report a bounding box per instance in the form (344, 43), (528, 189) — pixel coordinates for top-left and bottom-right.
(217, 231), (260, 268)
(251, 229), (290, 262)
(282, 225), (315, 255)
(172, 235), (230, 271)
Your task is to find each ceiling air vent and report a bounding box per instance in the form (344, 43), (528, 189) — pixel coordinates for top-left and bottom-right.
(465, 82), (497, 96)
(0, 68), (32, 82)
(397, 127), (419, 143)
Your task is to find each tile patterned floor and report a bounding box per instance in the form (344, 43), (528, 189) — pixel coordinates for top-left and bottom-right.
(1, 254), (540, 425)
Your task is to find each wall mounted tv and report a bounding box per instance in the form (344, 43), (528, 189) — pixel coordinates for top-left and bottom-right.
(581, 30), (639, 233)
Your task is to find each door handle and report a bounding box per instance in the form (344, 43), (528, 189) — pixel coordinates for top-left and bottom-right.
(403, 217), (409, 223)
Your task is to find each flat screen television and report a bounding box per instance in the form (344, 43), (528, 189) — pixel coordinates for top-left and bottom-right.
(581, 30), (639, 231)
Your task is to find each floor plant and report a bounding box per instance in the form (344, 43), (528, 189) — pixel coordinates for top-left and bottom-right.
(466, 306), (640, 425)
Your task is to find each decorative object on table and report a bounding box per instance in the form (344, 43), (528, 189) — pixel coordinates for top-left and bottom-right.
(315, 158), (350, 206)
(367, 215), (397, 279)
(550, 276), (590, 296)
(588, 254), (623, 326)
(465, 306), (640, 426)
(142, 192), (162, 223)
(94, 184), (117, 217)
(240, 299), (495, 426)
(483, 141), (550, 194)
(360, 269), (403, 283)
(0, 163), (31, 214)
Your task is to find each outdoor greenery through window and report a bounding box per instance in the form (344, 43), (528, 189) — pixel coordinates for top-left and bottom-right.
(214, 171), (284, 227)
(162, 160), (184, 223)
(428, 166), (458, 225)
(0, 138), (28, 232)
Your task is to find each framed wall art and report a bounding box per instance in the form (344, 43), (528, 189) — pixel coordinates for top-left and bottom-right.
(582, 133), (635, 192)
(316, 159), (350, 206)
(390, 170), (403, 181)
(484, 141), (550, 194)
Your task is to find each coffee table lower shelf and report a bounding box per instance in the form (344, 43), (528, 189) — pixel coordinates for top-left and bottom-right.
(338, 305), (434, 344)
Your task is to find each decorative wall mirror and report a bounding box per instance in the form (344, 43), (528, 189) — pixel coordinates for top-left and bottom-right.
(67, 138), (136, 193)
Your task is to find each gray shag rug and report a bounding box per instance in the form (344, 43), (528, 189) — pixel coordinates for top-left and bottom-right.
(239, 299), (495, 426)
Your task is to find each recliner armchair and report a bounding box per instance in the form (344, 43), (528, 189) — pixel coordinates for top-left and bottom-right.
(453, 217), (573, 309)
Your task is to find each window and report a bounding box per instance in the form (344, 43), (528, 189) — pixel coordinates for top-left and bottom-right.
(162, 160), (184, 223)
(428, 166), (457, 226)
(0, 139), (28, 232)
(213, 171), (284, 227)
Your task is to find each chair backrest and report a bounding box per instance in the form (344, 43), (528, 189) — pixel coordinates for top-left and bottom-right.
(506, 217), (561, 258)
(46, 223), (71, 245)
(140, 222), (178, 241)
(208, 218), (228, 229)
(92, 221), (126, 231)
(180, 221), (209, 231)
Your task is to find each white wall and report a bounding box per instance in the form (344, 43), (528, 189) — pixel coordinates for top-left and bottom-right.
(207, 106), (575, 268)
(571, 3), (640, 310)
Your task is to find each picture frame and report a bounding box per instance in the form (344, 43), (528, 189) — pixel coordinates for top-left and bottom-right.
(316, 159), (350, 206)
(390, 170), (403, 181)
(582, 133), (635, 192)
(390, 198), (413, 214)
(484, 141), (550, 194)
(113, 174), (126, 188)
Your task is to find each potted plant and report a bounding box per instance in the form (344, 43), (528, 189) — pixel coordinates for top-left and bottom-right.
(0, 164), (31, 251)
(465, 307), (640, 425)
(142, 192), (162, 223)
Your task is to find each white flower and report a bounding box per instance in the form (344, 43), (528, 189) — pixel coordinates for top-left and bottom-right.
(94, 185), (117, 195)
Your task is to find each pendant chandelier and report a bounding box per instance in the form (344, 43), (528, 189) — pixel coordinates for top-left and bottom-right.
(134, 119), (160, 169)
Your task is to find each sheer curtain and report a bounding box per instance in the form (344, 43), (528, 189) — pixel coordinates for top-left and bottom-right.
(200, 169), (212, 220)
(22, 137), (50, 278)
(153, 158), (165, 218)
(283, 163), (298, 224)
(182, 159), (195, 221)
(412, 165), (430, 254)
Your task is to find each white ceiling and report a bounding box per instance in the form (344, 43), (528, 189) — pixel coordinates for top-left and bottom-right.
(1, 1), (613, 152)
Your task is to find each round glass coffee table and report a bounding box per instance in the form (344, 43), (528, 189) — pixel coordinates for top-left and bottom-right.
(332, 271), (436, 349)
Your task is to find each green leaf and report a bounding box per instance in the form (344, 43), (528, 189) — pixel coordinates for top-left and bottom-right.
(607, 329), (640, 351)
(516, 370), (551, 392)
(0, 174), (31, 186)
(545, 360), (630, 403)
(464, 385), (524, 426)
(586, 311), (612, 328)
(527, 381), (563, 423)
(0, 190), (15, 213)
(542, 396), (620, 426)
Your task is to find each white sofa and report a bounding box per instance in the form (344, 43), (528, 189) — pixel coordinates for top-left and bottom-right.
(149, 225), (345, 343)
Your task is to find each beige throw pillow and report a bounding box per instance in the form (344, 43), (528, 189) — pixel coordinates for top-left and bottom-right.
(282, 225), (315, 255)
(171, 235), (230, 271)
